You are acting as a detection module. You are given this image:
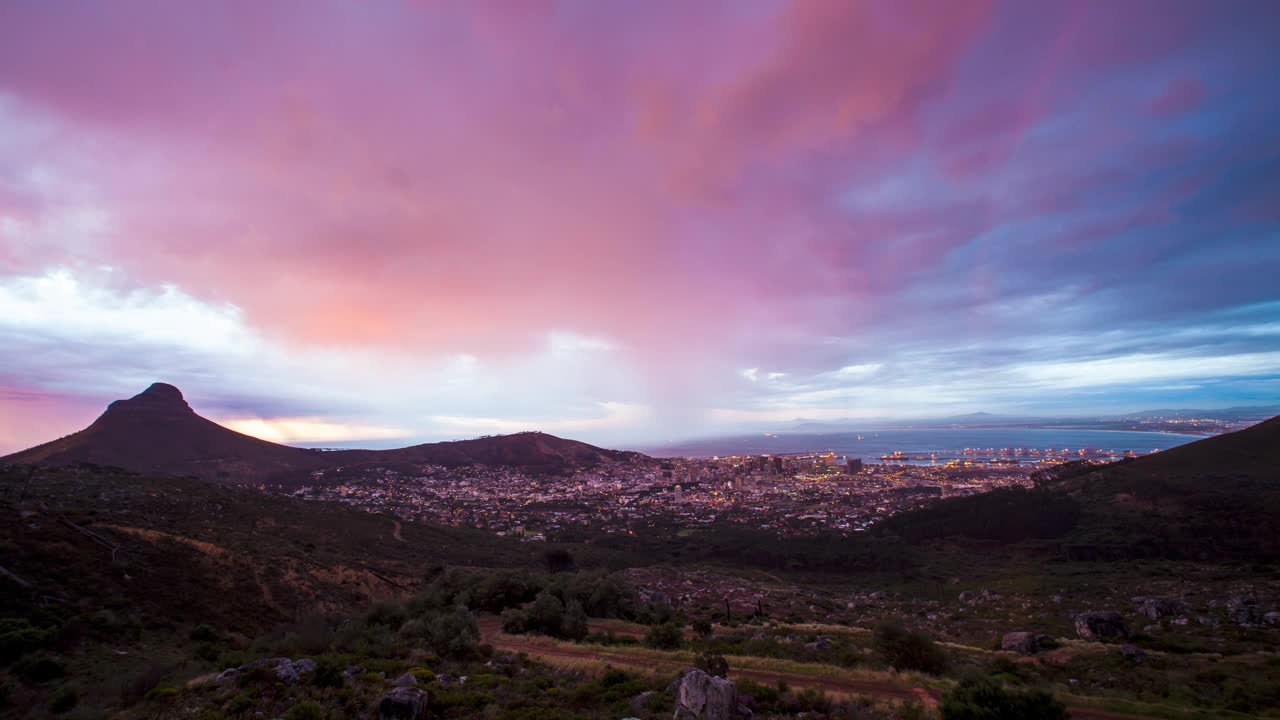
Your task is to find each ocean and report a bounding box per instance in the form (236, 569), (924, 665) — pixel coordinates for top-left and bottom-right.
(641, 428), (1202, 464)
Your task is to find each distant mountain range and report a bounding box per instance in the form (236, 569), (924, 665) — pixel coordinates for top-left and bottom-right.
(781, 405), (1280, 433)
(1, 383), (642, 483)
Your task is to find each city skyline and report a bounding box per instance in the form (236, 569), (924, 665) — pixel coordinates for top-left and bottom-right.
(2, 0), (1279, 452)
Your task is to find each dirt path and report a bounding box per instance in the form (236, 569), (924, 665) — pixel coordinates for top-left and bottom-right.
(479, 618), (1155, 720)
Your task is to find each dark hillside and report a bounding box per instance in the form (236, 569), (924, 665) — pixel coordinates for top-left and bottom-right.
(878, 417), (1280, 560)
(0, 464), (553, 634)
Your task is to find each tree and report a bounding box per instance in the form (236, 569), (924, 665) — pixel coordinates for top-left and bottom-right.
(544, 548), (576, 574)
(941, 676), (1067, 720)
(872, 620), (947, 675)
(561, 600), (589, 641)
(645, 622), (683, 650)
(529, 589), (565, 637)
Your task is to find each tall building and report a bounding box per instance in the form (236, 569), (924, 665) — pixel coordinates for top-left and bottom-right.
(673, 484), (683, 504)
(845, 457), (863, 474)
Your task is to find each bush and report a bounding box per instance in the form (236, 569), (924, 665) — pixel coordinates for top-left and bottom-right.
(364, 602), (408, 630)
(941, 676), (1067, 720)
(15, 654), (66, 684)
(695, 652), (729, 678)
(284, 701), (324, 720)
(645, 622), (683, 650)
(189, 623), (219, 642)
(691, 619), (713, 639)
(0, 621), (55, 664)
(312, 657), (344, 689)
(49, 684), (80, 714)
(872, 620), (946, 675)
(501, 608), (530, 634)
(143, 686), (179, 702)
(427, 606), (480, 659)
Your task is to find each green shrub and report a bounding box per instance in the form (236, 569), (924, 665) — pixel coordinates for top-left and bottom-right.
(312, 657), (344, 689)
(0, 621), (55, 664)
(227, 692), (254, 714)
(645, 622), (683, 650)
(427, 606), (480, 659)
(691, 619), (713, 639)
(15, 654), (66, 684)
(364, 602), (408, 630)
(941, 676), (1067, 720)
(284, 701), (324, 720)
(143, 686), (179, 702)
(49, 684), (80, 714)
(500, 608), (530, 634)
(872, 620), (947, 675)
(695, 652), (729, 678)
(189, 624), (220, 642)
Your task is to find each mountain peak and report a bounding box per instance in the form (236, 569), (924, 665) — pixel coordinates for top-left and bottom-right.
(134, 382), (186, 402)
(102, 382), (194, 418)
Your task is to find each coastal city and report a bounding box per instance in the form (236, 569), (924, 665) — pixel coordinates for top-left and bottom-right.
(282, 446), (1117, 541)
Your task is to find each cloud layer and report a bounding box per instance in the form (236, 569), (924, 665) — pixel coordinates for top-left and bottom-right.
(1, 0), (1278, 451)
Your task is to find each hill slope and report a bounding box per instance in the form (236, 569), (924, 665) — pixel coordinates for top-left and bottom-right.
(879, 416), (1280, 559)
(1, 383), (639, 482)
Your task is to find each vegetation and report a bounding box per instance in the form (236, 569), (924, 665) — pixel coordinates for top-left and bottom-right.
(941, 676), (1067, 720)
(872, 620), (947, 675)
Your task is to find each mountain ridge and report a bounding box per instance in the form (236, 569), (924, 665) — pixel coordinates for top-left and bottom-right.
(1, 382), (640, 483)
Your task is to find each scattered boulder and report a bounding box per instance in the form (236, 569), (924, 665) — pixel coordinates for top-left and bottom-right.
(1001, 632), (1053, 655)
(1120, 644), (1146, 664)
(672, 668), (752, 720)
(630, 690), (658, 713)
(393, 673), (418, 688)
(1132, 596), (1186, 620)
(803, 637), (832, 651)
(214, 658), (315, 686)
(1226, 596), (1261, 625)
(1074, 612), (1131, 641)
(1263, 612), (1280, 627)
(378, 687), (428, 720)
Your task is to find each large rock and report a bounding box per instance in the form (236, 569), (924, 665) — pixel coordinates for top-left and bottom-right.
(630, 690), (658, 713)
(1074, 611), (1131, 641)
(1001, 632), (1053, 655)
(1226, 596), (1261, 625)
(1132, 596), (1186, 620)
(672, 669), (752, 720)
(379, 687), (429, 720)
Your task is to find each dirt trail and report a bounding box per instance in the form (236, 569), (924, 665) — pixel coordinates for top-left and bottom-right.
(479, 618), (1155, 720)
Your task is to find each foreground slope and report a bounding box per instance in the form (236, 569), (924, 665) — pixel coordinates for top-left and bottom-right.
(1, 383), (638, 483)
(0, 464), (555, 631)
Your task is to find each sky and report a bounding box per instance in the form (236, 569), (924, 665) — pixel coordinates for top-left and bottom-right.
(1, 0), (1279, 453)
